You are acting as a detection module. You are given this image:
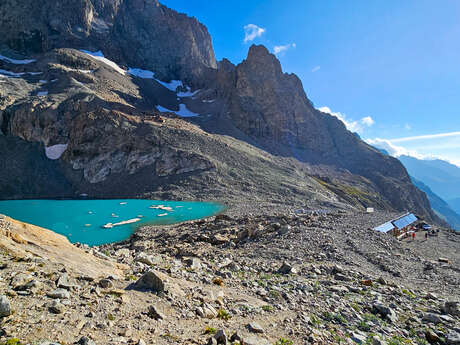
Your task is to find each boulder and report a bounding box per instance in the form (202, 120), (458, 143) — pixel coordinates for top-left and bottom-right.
(134, 270), (166, 293)
(0, 295), (11, 317)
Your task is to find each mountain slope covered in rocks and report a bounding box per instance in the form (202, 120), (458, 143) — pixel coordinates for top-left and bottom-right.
(0, 209), (459, 345)
(0, 0), (437, 222)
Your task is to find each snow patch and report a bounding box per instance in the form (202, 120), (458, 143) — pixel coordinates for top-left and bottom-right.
(37, 91), (48, 96)
(0, 54), (35, 64)
(45, 144), (68, 160)
(128, 68), (155, 79)
(0, 69), (42, 78)
(177, 87), (200, 98)
(156, 79), (183, 92)
(202, 99), (216, 103)
(157, 105), (173, 113)
(39, 80), (47, 84)
(127, 67), (200, 96)
(156, 104), (200, 118)
(80, 50), (126, 75)
(0, 69), (23, 77)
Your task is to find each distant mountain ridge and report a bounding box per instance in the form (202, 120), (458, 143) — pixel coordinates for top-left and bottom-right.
(449, 198), (460, 215)
(410, 176), (460, 230)
(398, 155), (460, 201)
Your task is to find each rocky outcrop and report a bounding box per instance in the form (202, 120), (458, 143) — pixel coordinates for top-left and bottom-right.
(0, 215), (126, 278)
(216, 45), (436, 220)
(0, 0), (216, 83)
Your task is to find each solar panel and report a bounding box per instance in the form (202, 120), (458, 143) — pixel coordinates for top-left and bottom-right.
(374, 222), (395, 233)
(393, 213), (417, 230)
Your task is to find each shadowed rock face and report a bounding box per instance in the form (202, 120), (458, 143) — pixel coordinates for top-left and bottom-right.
(0, 0), (216, 83)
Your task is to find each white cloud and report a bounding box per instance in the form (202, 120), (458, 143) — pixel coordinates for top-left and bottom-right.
(318, 106), (374, 134)
(244, 24), (266, 43)
(361, 116), (374, 126)
(311, 66), (321, 73)
(273, 43), (296, 55)
(391, 131), (460, 143)
(365, 138), (424, 158)
(365, 137), (460, 168)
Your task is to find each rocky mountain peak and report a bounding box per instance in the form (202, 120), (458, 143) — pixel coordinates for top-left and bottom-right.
(0, 0), (216, 83)
(244, 44), (283, 75)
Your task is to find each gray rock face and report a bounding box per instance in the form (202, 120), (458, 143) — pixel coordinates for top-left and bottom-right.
(214, 44), (436, 221)
(0, 295), (11, 317)
(0, 0), (216, 83)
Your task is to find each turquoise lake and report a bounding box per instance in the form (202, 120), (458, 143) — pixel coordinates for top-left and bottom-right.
(0, 199), (224, 246)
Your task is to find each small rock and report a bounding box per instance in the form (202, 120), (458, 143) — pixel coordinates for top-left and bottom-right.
(0, 295), (11, 317)
(207, 338), (217, 345)
(184, 257), (201, 270)
(147, 305), (165, 320)
(241, 336), (270, 345)
(10, 273), (33, 290)
(49, 300), (66, 314)
(57, 273), (78, 290)
(198, 303), (218, 319)
(230, 332), (242, 342)
(99, 279), (113, 289)
(334, 273), (351, 282)
(377, 277), (387, 285)
(446, 331), (460, 345)
(351, 332), (367, 344)
(330, 285), (349, 294)
(135, 253), (160, 266)
(47, 288), (70, 299)
(425, 329), (441, 344)
(373, 303), (397, 323)
(278, 262), (297, 274)
(212, 234), (229, 245)
(116, 248), (130, 258)
(76, 336), (97, 345)
(438, 257), (450, 264)
(443, 301), (459, 316)
(425, 292), (438, 300)
(214, 329), (227, 345)
(137, 340), (146, 345)
(423, 313), (442, 324)
(247, 322), (265, 334)
(278, 225), (291, 235)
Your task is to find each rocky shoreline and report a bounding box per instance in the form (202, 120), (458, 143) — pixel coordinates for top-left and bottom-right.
(0, 206), (459, 345)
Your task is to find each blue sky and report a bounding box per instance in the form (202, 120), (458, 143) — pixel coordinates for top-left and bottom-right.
(163, 0), (460, 166)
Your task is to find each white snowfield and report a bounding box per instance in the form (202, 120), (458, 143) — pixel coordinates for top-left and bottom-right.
(128, 67), (200, 96)
(157, 104), (200, 118)
(37, 91), (48, 96)
(0, 54), (35, 64)
(81, 52), (200, 97)
(45, 144), (68, 160)
(80, 50), (127, 75)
